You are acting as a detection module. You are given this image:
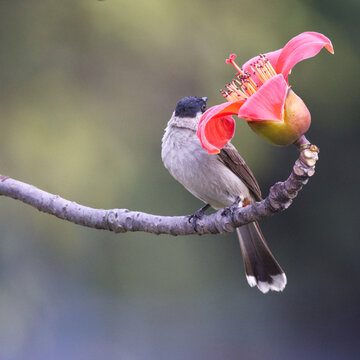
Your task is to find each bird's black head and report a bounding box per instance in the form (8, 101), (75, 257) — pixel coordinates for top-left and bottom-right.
(175, 96), (208, 118)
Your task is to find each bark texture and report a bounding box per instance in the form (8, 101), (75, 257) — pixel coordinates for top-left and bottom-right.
(0, 137), (319, 236)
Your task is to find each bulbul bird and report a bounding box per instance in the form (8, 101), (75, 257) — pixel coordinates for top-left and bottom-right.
(161, 96), (286, 293)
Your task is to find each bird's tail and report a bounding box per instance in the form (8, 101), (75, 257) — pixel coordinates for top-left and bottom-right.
(236, 221), (286, 294)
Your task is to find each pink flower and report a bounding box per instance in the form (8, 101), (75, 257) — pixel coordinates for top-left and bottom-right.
(197, 32), (334, 154)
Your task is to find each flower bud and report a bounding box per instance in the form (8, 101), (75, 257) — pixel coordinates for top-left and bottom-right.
(247, 89), (311, 146)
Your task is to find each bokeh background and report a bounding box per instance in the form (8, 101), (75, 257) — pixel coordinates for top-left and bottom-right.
(0, 1), (359, 359)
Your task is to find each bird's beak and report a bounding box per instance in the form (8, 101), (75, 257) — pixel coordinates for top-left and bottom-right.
(202, 97), (208, 103)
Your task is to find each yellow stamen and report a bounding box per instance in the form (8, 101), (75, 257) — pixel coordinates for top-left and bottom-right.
(257, 65), (272, 81)
(228, 91), (241, 101)
(246, 75), (259, 89)
(231, 84), (247, 100)
(244, 82), (257, 95)
(251, 65), (267, 84)
(265, 61), (277, 77)
(231, 81), (250, 98)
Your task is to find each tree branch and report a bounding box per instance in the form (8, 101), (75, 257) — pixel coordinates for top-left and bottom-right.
(0, 136), (319, 236)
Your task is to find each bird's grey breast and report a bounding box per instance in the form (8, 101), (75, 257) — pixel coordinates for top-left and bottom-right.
(161, 125), (203, 183)
(161, 124), (251, 208)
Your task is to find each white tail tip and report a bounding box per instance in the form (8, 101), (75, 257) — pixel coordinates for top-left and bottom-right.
(246, 273), (287, 294)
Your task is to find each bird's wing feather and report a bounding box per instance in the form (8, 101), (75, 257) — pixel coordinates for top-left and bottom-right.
(218, 143), (262, 201)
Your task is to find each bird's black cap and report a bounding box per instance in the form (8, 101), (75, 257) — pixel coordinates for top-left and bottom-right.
(175, 96), (208, 118)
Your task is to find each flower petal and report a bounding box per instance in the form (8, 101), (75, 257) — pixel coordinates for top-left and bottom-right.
(238, 74), (288, 122)
(197, 101), (244, 154)
(276, 32), (334, 79)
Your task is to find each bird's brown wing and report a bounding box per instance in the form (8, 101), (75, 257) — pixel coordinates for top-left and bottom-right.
(218, 143), (262, 201)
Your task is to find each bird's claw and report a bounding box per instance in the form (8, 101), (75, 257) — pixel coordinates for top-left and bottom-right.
(221, 196), (242, 217)
(188, 204), (210, 232)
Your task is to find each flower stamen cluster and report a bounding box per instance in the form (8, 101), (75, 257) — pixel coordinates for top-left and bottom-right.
(222, 54), (277, 101)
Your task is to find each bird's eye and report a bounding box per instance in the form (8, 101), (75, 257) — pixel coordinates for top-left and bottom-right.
(201, 103), (207, 113)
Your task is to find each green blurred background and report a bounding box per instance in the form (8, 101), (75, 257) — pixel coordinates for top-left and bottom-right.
(0, 1), (359, 359)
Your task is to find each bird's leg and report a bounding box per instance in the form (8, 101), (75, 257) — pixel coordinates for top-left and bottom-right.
(221, 196), (243, 217)
(188, 203), (211, 221)
(188, 203), (211, 231)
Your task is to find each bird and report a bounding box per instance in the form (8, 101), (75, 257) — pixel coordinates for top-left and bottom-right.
(161, 96), (286, 293)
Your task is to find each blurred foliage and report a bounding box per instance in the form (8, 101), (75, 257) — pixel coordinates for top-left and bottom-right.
(0, 0), (359, 359)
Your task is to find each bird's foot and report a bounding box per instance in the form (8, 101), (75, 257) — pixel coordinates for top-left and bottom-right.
(188, 204), (210, 232)
(221, 196), (243, 218)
